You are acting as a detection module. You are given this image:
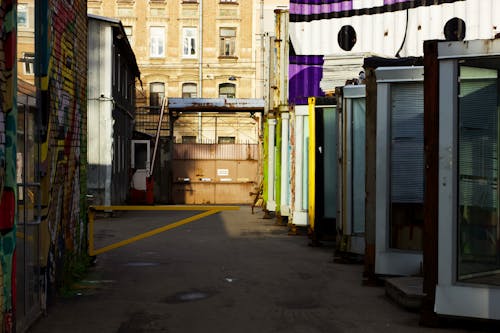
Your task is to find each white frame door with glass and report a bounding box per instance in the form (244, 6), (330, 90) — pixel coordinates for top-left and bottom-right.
(343, 85), (366, 255)
(375, 66), (424, 276)
(435, 39), (500, 320)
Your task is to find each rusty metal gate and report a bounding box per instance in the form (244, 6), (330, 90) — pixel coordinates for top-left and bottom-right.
(171, 143), (259, 204)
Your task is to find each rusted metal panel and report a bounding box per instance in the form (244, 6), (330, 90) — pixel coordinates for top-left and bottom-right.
(171, 145), (259, 204)
(168, 98), (265, 112)
(172, 182), (254, 204)
(173, 143), (258, 160)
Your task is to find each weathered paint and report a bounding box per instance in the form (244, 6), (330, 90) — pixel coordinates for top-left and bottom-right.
(36, 0), (88, 315)
(280, 111), (291, 216)
(307, 97), (316, 231)
(289, 0), (500, 105)
(275, 116), (282, 215)
(170, 144), (259, 205)
(168, 98), (265, 112)
(292, 105), (309, 226)
(266, 119), (277, 211)
(263, 119), (269, 205)
(0, 1), (17, 330)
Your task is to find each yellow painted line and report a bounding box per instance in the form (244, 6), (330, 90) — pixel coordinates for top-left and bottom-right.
(90, 205), (239, 212)
(88, 206), (239, 256)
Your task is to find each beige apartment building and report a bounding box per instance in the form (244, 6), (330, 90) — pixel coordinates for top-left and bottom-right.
(88, 0), (285, 103)
(17, 2), (35, 86)
(88, 0), (287, 143)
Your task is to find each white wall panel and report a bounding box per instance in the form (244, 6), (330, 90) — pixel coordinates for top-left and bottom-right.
(290, 1), (500, 57)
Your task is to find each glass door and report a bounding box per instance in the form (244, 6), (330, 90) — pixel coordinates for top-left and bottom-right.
(16, 95), (42, 331)
(457, 65), (500, 285)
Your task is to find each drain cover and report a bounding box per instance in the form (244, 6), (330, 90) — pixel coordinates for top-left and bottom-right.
(164, 290), (215, 303)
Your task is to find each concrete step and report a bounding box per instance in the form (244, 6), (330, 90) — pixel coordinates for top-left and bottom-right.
(385, 276), (425, 311)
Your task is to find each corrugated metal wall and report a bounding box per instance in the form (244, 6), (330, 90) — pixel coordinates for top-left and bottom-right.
(171, 143), (259, 204)
(173, 143), (258, 160)
(288, 0), (500, 104)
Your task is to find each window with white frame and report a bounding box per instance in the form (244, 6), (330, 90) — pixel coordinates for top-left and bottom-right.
(182, 27), (197, 58)
(21, 52), (35, 75)
(150, 82), (165, 109)
(220, 0), (238, 3)
(150, 26), (165, 58)
(17, 4), (28, 27)
(219, 83), (235, 98)
(182, 83), (197, 98)
(123, 26), (133, 45)
(219, 27), (236, 57)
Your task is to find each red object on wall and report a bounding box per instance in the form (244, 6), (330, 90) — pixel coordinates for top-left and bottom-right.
(146, 177), (154, 205)
(0, 189), (15, 232)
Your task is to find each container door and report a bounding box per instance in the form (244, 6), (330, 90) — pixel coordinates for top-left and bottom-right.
(456, 66), (500, 283)
(389, 83), (424, 252)
(435, 53), (500, 321)
(375, 67), (424, 276)
(16, 97), (42, 331)
(314, 106), (337, 237)
(346, 96), (366, 254)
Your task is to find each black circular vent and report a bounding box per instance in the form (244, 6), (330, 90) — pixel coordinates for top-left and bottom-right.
(444, 18), (466, 41)
(338, 25), (357, 51)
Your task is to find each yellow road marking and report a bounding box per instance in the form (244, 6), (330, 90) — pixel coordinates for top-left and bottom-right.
(88, 205), (239, 256)
(90, 205), (239, 211)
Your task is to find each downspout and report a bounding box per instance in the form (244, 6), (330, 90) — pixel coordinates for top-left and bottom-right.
(280, 111), (290, 215)
(198, 0), (203, 142)
(308, 97), (316, 233)
(275, 115), (282, 217)
(266, 118), (277, 211)
(293, 109), (304, 224)
(263, 121), (269, 206)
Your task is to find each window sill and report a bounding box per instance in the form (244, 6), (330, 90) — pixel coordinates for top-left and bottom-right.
(218, 55), (238, 60)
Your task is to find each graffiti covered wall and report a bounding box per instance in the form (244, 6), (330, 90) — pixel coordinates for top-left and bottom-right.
(36, 0), (87, 307)
(0, 1), (17, 331)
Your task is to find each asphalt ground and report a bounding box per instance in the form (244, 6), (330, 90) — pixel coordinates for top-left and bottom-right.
(29, 206), (483, 333)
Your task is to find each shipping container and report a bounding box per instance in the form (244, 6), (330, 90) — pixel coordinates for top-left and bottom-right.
(289, 0), (500, 115)
(290, 104), (310, 227)
(307, 97), (338, 240)
(337, 85), (366, 255)
(423, 38), (500, 322)
(375, 66), (424, 276)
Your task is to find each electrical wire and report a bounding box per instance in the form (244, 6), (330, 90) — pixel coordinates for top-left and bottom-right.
(395, 9), (409, 58)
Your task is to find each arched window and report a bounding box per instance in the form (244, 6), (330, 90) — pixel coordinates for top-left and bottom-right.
(219, 83), (235, 98)
(150, 82), (165, 108)
(182, 83), (197, 98)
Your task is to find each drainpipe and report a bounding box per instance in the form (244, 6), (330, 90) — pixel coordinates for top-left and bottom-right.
(275, 115), (282, 217)
(280, 110), (290, 215)
(198, 0), (203, 142)
(293, 105), (308, 226)
(266, 118), (277, 211)
(308, 97), (316, 233)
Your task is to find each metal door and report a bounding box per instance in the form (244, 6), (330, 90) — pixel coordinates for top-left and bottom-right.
(16, 93), (42, 331)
